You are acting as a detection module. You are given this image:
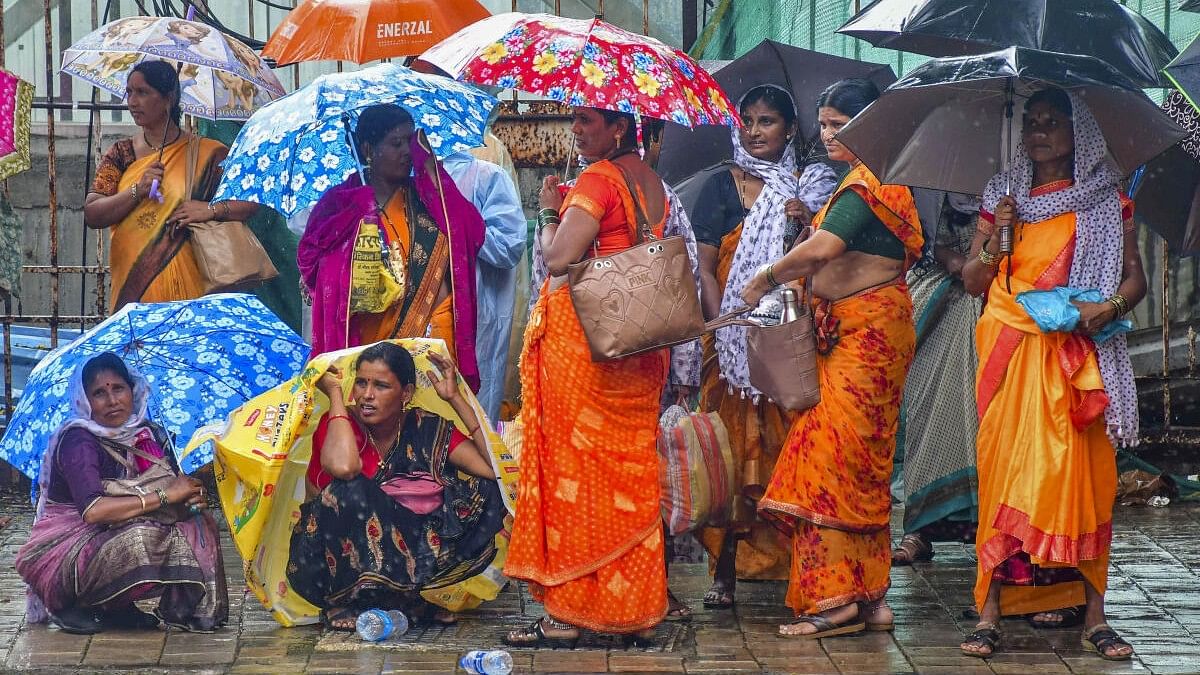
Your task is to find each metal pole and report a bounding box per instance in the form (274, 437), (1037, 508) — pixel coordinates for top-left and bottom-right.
(44, 0), (60, 347)
(643, 0), (649, 35)
(0, 0), (8, 460)
(1162, 238), (1171, 429)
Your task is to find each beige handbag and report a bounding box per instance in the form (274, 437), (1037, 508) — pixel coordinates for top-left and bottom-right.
(184, 136), (278, 294)
(705, 282), (821, 412)
(567, 165), (704, 361)
(98, 441), (187, 524)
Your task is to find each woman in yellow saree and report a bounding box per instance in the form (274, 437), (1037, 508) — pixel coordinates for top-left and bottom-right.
(958, 89), (1143, 662)
(504, 107), (670, 647)
(83, 60), (258, 310)
(739, 79), (924, 639)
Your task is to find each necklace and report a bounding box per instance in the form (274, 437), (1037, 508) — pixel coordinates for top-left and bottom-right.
(143, 126), (181, 152)
(373, 187), (415, 292)
(363, 417), (403, 456)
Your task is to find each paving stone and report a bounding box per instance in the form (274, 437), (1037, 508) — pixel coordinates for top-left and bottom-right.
(607, 653), (685, 672)
(683, 659), (762, 672)
(532, 650), (608, 672)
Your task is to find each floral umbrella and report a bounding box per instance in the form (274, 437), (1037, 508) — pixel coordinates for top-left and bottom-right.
(212, 63), (496, 218)
(0, 68), (32, 181)
(419, 12), (739, 128)
(61, 16), (286, 120)
(0, 294), (309, 481)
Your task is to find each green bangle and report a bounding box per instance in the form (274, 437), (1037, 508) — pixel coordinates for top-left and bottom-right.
(155, 488), (169, 508)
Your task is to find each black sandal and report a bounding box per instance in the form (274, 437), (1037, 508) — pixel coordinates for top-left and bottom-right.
(503, 617), (579, 649)
(1082, 623), (1134, 661)
(320, 606), (360, 632)
(960, 622), (1002, 658)
(702, 583), (734, 609)
(1027, 605), (1084, 629)
(779, 613), (866, 639)
(622, 628), (658, 648)
(665, 590), (692, 622)
(891, 533), (934, 566)
(50, 606), (104, 635)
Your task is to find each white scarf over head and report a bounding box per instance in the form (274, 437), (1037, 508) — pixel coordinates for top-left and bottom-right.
(980, 91), (1138, 446)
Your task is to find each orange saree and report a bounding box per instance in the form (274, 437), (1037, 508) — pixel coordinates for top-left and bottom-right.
(699, 222), (795, 581)
(758, 163), (924, 614)
(973, 182), (1128, 612)
(505, 160), (669, 633)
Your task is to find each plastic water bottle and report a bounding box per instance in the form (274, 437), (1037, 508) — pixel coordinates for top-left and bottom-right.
(355, 609), (409, 642)
(459, 649), (514, 675)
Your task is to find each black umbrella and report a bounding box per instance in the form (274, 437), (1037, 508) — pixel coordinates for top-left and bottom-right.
(1167, 33), (1200, 114)
(838, 0), (1177, 88)
(835, 47), (1187, 198)
(655, 40), (895, 185)
(1129, 91), (1200, 256)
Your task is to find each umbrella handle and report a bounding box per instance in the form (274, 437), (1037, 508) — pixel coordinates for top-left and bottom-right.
(1001, 78), (1015, 293)
(342, 113), (365, 178)
(1128, 164), (1147, 198)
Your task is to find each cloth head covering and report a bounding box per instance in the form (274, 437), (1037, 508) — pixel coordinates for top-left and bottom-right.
(981, 91), (1138, 446)
(26, 355), (154, 620)
(716, 85), (837, 398)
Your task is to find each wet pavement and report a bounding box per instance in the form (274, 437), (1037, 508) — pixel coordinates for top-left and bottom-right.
(0, 499), (1198, 674)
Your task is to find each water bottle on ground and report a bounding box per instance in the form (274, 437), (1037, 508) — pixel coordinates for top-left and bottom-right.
(459, 649), (514, 675)
(355, 609), (409, 642)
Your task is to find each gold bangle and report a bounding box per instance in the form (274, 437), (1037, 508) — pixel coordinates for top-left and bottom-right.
(137, 493), (148, 511)
(977, 249), (1000, 267)
(761, 263), (779, 287)
(1108, 293), (1130, 316)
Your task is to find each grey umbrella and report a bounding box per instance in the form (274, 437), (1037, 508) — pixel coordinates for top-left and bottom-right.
(835, 47), (1187, 198)
(1129, 91), (1200, 256)
(655, 40), (895, 186)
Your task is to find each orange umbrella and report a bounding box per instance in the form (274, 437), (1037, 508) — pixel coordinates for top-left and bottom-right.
(262, 0), (491, 65)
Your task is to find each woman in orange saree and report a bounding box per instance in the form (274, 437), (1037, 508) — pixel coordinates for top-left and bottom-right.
(739, 79), (924, 639)
(504, 107), (670, 647)
(83, 60), (257, 310)
(958, 89), (1143, 662)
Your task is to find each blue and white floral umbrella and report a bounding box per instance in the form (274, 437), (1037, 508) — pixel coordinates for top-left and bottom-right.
(0, 294), (309, 480)
(212, 62), (498, 218)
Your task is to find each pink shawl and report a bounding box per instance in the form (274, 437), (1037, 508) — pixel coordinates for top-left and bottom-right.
(297, 136), (484, 390)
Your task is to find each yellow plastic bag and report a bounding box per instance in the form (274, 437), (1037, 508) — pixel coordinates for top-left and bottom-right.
(349, 218), (404, 314)
(183, 338), (519, 626)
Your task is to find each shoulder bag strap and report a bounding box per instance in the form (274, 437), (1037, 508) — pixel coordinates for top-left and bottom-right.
(610, 160), (654, 245)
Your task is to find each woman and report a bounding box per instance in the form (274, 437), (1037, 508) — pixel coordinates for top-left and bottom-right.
(84, 59), (258, 310)
(504, 107), (672, 647)
(298, 104), (486, 390)
(692, 84), (837, 608)
(15, 353), (227, 634)
(286, 342), (504, 629)
(739, 79), (924, 638)
(957, 89), (1142, 661)
(893, 193), (983, 566)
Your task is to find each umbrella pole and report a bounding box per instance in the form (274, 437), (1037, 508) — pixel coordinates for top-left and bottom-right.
(1001, 79), (1015, 293)
(342, 113), (366, 178)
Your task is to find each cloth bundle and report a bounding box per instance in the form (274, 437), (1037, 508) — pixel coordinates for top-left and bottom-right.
(656, 406), (735, 535)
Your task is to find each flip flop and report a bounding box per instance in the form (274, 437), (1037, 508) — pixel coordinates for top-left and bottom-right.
(665, 590), (692, 622)
(779, 614), (866, 639)
(50, 607), (104, 635)
(502, 617), (579, 649)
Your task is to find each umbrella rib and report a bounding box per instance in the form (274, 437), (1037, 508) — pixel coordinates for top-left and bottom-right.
(130, 346), (257, 400)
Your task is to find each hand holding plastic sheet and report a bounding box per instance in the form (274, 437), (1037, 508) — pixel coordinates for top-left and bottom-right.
(1015, 287), (1133, 344)
(181, 338), (517, 626)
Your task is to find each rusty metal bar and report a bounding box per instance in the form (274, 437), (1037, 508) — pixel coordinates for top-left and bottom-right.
(0, 316), (106, 325)
(1189, 325), (1197, 379)
(1162, 239), (1171, 429)
(25, 266), (110, 274)
(31, 100), (128, 111)
(44, 0), (60, 348)
(643, 0), (649, 34)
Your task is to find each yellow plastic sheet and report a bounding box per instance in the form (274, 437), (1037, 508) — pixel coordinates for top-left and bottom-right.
(182, 338), (519, 626)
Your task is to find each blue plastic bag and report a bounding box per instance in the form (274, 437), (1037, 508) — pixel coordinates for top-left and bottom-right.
(1015, 286), (1132, 344)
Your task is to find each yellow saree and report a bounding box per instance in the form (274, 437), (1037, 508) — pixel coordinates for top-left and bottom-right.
(102, 136), (227, 310)
(974, 183), (1127, 612)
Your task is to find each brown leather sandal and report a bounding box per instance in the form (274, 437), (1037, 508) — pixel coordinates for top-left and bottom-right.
(891, 533), (934, 565)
